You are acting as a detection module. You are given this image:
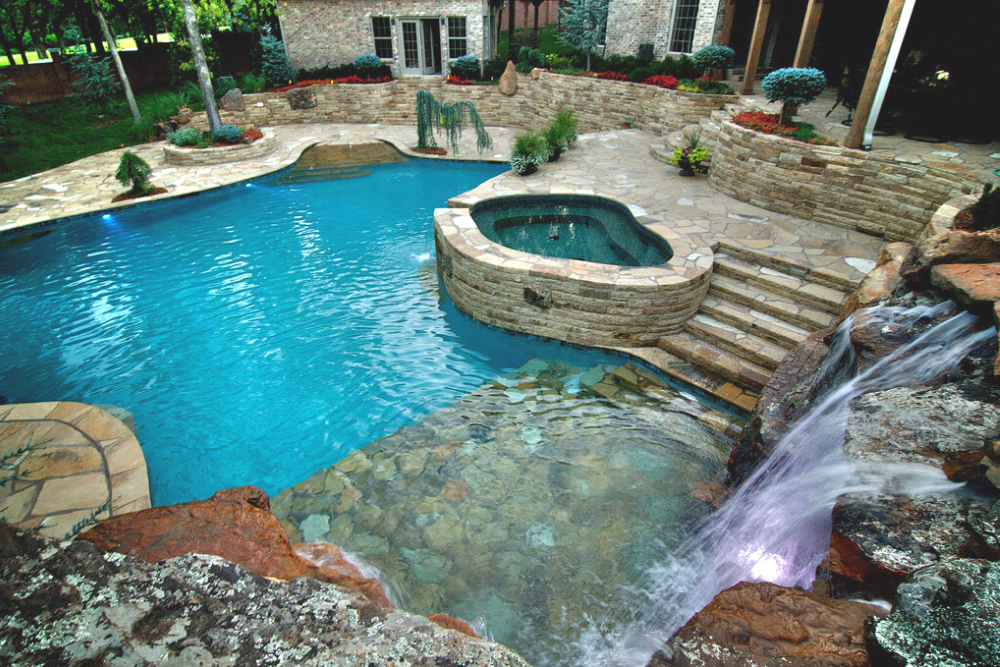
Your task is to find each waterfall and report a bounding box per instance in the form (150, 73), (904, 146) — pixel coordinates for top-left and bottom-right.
(574, 301), (996, 667)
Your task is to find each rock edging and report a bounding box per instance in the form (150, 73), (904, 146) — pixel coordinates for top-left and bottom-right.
(162, 131), (278, 166)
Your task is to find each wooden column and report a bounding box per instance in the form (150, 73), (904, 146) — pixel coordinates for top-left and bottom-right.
(845, 0), (913, 149)
(793, 0), (824, 67)
(718, 0), (739, 46)
(740, 0), (772, 95)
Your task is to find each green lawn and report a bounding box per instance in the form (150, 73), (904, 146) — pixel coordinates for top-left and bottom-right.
(0, 35), (174, 67)
(1, 85), (201, 182)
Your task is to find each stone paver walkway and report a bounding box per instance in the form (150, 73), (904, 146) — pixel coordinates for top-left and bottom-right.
(0, 402), (150, 539)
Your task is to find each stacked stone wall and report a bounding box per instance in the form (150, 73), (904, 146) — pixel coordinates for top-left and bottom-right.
(708, 121), (981, 243)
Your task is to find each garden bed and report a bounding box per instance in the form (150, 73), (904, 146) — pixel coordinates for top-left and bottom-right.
(162, 131), (277, 166)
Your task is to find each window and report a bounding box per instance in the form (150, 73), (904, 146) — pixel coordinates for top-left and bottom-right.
(372, 16), (393, 59)
(669, 0), (700, 53)
(447, 16), (467, 58)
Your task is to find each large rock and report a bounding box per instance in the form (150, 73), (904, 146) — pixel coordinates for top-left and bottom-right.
(900, 227), (1000, 286)
(866, 559), (1000, 667)
(220, 87), (245, 112)
(498, 61), (518, 96)
(0, 522), (528, 666)
(650, 582), (885, 667)
(839, 242), (911, 322)
(79, 486), (393, 609)
(286, 85), (318, 109)
(930, 262), (1000, 310)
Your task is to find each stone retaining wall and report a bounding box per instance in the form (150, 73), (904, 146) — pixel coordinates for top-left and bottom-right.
(708, 120), (982, 243)
(162, 132), (278, 166)
(190, 73), (731, 136)
(434, 203), (713, 348)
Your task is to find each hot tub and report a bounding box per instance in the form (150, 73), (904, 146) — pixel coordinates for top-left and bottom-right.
(470, 195), (673, 267)
(434, 191), (713, 348)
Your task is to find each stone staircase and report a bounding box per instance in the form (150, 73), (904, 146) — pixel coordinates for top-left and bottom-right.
(653, 242), (858, 406)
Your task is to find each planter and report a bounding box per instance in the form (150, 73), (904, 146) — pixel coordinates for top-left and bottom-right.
(162, 131), (278, 166)
(515, 163), (539, 176)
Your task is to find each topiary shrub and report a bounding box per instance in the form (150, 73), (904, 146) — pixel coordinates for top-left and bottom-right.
(260, 29), (296, 89)
(168, 127), (202, 146)
(637, 43), (655, 62)
(115, 151), (152, 194)
(693, 45), (736, 78)
(212, 124), (244, 144)
(510, 133), (550, 176)
(450, 55), (480, 80)
(762, 67), (827, 125)
(354, 54), (382, 74)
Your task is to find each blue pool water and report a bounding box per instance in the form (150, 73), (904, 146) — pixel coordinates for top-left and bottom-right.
(0, 158), (630, 506)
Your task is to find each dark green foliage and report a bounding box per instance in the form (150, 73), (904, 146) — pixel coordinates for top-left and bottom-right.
(637, 43), (655, 62)
(354, 54), (383, 73)
(296, 61), (391, 81)
(215, 75), (238, 99)
(629, 66), (654, 83)
(212, 124), (243, 144)
(654, 54), (700, 79)
(692, 45), (736, 73)
(260, 31), (296, 88)
(169, 128), (203, 146)
(115, 151), (152, 194)
(450, 55), (481, 80)
(970, 184), (1000, 230)
(516, 47), (545, 73)
(238, 73), (266, 94)
(544, 111), (579, 158)
(510, 132), (550, 174)
(69, 51), (120, 112)
(560, 0), (609, 71)
(415, 89), (492, 155)
(482, 58), (508, 81)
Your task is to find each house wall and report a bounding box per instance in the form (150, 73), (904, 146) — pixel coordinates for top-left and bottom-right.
(605, 0), (725, 59)
(279, 0), (489, 75)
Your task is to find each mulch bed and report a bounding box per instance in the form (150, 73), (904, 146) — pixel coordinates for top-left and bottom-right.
(112, 187), (168, 203)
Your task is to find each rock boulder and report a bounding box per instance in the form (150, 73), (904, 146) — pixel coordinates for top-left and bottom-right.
(498, 61), (518, 96)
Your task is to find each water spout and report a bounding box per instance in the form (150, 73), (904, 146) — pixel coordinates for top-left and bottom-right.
(574, 302), (994, 667)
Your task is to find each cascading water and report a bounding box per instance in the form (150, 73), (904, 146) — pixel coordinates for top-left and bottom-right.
(573, 301), (995, 667)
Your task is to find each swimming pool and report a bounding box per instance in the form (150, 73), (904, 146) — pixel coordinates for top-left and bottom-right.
(0, 156), (657, 506)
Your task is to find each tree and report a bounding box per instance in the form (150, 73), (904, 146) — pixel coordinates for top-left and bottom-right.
(259, 28), (294, 88)
(415, 89), (492, 155)
(559, 0), (608, 72)
(761, 67), (827, 126)
(89, 0), (141, 123)
(179, 0), (221, 132)
(115, 150), (153, 195)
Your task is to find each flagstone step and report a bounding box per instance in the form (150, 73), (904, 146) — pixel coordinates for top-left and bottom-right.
(708, 274), (839, 331)
(684, 315), (788, 371)
(713, 254), (849, 315)
(657, 331), (773, 393)
(715, 241), (859, 293)
(698, 294), (810, 349)
(277, 166), (372, 183)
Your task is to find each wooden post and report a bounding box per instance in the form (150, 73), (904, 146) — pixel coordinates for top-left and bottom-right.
(844, 0), (913, 149)
(793, 0), (824, 67)
(718, 0), (739, 47)
(740, 0), (771, 95)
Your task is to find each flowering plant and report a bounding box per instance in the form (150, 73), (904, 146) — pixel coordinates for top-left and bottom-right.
(667, 131), (710, 174)
(596, 71), (629, 81)
(446, 74), (471, 85)
(730, 111), (837, 146)
(272, 76), (391, 92)
(241, 127), (264, 142)
(644, 74), (679, 89)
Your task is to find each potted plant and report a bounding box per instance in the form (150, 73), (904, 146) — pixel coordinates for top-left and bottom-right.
(667, 132), (710, 177)
(544, 111), (579, 162)
(510, 133), (551, 176)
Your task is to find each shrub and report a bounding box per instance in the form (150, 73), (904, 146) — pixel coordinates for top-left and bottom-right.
(645, 74), (679, 89)
(69, 51), (120, 111)
(510, 132), (550, 175)
(761, 67), (827, 124)
(169, 127), (202, 146)
(450, 55), (480, 80)
(260, 30), (296, 89)
(544, 110), (579, 158)
(970, 184), (1000, 231)
(543, 53), (575, 70)
(692, 45), (736, 76)
(238, 72), (266, 94)
(629, 66), (654, 83)
(215, 75), (237, 99)
(354, 54), (383, 73)
(637, 43), (655, 62)
(115, 151), (152, 194)
(516, 46), (544, 73)
(213, 124), (244, 144)
(667, 132), (710, 174)
(655, 54), (701, 80)
(597, 71), (629, 81)
(242, 127), (264, 142)
(482, 58), (507, 81)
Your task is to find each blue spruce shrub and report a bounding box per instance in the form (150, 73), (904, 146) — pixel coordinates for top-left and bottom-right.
(169, 127), (202, 146)
(212, 124), (244, 144)
(260, 30), (296, 88)
(354, 54), (383, 73)
(450, 55), (480, 80)
(693, 45), (735, 73)
(762, 67), (827, 107)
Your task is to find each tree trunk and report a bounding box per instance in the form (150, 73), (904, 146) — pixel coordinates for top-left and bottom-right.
(0, 29), (19, 66)
(89, 1), (141, 123)
(507, 0), (515, 59)
(180, 0), (220, 133)
(533, 1), (540, 39)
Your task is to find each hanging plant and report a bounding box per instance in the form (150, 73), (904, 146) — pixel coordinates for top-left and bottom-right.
(414, 89), (493, 155)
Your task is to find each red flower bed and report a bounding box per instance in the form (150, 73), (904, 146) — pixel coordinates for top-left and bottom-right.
(446, 75), (471, 85)
(242, 127), (264, 142)
(272, 76), (392, 92)
(644, 74), (679, 89)
(730, 111), (838, 146)
(596, 71), (629, 81)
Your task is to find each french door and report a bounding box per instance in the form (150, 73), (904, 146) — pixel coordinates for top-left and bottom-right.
(399, 18), (441, 76)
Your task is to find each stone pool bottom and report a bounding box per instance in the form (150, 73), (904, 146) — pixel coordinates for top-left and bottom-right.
(272, 357), (740, 667)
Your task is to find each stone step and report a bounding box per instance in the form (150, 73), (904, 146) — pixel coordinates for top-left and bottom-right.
(698, 294), (810, 349)
(277, 166), (371, 183)
(716, 241), (859, 292)
(657, 331), (772, 393)
(709, 274), (838, 331)
(684, 315), (788, 371)
(714, 254), (849, 315)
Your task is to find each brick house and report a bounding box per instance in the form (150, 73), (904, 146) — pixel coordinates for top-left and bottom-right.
(605, 0), (727, 59)
(279, 0), (503, 76)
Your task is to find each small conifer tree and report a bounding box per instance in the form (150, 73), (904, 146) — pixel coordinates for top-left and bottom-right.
(559, 0), (609, 72)
(260, 30), (296, 89)
(115, 151), (153, 195)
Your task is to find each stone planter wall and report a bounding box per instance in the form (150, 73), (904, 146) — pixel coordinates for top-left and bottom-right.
(434, 204), (713, 348)
(708, 121), (982, 243)
(162, 132), (278, 166)
(189, 73), (731, 136)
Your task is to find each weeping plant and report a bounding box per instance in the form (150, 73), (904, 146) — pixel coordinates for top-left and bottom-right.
(415, 89), (492, 155)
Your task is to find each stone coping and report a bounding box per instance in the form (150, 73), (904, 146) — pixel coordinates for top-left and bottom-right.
(922, 194), (979, 241)
(162, 131), (278, 165)
(0, 402), (151, 539)
(435, 189), (714, 348)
